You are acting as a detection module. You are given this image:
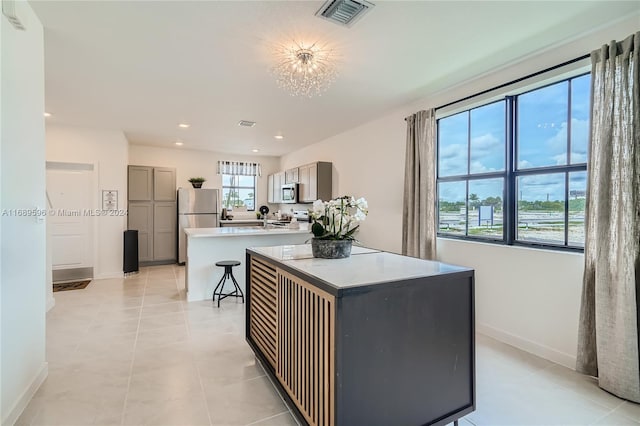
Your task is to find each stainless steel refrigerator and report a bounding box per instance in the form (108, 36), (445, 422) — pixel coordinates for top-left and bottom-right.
(178, 188), (219, 264)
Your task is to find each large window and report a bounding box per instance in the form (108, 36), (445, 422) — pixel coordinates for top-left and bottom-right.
(437, 73), (589, 250)
(222, 175), (255, 211)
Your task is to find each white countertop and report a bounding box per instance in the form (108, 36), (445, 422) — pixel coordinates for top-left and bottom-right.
(184, 223), (311, 238)
(249, 244), (472, 289)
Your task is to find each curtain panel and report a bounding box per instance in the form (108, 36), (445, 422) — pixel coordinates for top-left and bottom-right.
(402, 109), (437, 260)
(216, 161), (262, 177)
(576, 32), (640, 403)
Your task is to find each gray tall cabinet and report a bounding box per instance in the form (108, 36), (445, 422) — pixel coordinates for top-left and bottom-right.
(128, 166), (177, 263)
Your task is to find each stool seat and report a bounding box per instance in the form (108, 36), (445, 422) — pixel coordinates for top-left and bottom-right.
(213, 260), (244, 307)
(215, 260), (241, 267)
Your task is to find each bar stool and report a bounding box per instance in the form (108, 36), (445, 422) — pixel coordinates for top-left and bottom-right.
(212, 260), (244, 307)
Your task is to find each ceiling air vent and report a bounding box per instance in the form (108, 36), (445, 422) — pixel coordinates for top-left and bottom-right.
(2, 0), (26, 30)
(315, 0), (375, 28)
(238, 120), (256, 127)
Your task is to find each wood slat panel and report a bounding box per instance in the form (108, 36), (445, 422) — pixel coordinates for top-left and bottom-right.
(276, 269), (335, 426)
(249, 258), (278, 369)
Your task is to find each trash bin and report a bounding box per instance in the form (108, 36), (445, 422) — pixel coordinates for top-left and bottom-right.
(123, 230), (139, 274)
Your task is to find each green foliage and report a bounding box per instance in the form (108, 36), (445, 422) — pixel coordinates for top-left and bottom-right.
(569, 198), (585, 211)
(311, 221), (326, 237)
(188, 177), (206, 183)
(518, 200), (564, 212)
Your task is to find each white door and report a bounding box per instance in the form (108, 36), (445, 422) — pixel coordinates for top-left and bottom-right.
(46, 168), (93, 273)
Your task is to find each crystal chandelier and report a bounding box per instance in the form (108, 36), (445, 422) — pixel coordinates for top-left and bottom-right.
(273, 41), (338, 98)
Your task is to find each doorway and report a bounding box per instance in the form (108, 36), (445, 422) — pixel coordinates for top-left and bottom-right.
(46, 162), (94, 282)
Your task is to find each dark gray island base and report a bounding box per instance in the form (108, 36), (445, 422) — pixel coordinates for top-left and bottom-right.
(245, 245), (475, 426)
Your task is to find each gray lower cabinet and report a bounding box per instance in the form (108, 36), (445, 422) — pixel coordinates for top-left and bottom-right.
(128, 166), (176, 263)
(128, 202), (153, 262)
(153, 202), (177, 260)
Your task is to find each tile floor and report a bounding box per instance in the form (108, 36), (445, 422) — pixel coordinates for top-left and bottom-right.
(16, 264), (640, 426)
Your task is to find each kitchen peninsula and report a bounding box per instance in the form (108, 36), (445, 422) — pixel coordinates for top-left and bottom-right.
(246, 244), (475, 426)
(183, 224), (311, 302)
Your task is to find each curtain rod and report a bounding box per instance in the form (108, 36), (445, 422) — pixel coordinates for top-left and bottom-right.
(404, 53), (590, 120)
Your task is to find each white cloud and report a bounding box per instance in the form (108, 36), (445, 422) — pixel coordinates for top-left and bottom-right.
(518, 160), (534, 169)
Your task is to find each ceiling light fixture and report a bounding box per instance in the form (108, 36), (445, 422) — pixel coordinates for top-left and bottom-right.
(238, 120), (256, 127)
(44, 112), (52, 117)
(274, 135), (284, 140)
(272, 41), (338, 98)
(252, 149), (259, 153)
(175, 141), (184, 146)
(178, 123), (190, 128)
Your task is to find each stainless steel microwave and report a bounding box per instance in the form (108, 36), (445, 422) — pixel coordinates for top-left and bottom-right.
(281, 184), (298, 203)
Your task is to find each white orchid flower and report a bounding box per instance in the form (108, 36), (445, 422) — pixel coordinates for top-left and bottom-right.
(312, 199), (325, 217)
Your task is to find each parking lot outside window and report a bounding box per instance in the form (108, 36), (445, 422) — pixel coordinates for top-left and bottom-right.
(436, 73), (589, 251)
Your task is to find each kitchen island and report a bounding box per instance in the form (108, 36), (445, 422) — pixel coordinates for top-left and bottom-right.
(183, 224), (310, 302)
(246, 244), (475, 426)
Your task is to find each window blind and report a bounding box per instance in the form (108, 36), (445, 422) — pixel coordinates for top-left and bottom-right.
(216, 161), (262, 176)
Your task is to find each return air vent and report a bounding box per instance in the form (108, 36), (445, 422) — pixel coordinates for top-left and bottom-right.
(238, 120), (256, 127)
(315, 0), (375, 27)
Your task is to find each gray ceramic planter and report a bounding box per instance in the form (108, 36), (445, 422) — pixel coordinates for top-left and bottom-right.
(311, 238), (353, 259)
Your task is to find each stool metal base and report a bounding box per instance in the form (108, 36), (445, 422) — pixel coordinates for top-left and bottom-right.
(213, 263), (244, 307)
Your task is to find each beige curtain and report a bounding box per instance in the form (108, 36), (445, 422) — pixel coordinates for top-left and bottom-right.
(576, 32), (640, 403)
(402, 109), (437, 260)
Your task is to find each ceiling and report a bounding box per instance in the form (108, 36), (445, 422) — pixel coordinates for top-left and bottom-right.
(30, 1), (638, 157)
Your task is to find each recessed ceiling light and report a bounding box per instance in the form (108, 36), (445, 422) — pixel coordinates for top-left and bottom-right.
(274, 135), (284, 140)
(178, 123), (190, 128)
(44, 112), (52, 117)
(252, 149), (259, 153)
(175, 141), (184, 146)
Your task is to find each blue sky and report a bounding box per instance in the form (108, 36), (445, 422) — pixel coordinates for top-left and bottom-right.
(438, 74), (589, 203)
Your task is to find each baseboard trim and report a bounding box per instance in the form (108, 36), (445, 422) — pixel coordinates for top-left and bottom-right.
(2, 362), (48, 426)
(94, 272), (124, 280)
(46, 296), (55, 312)
(477, 323), (577, 369)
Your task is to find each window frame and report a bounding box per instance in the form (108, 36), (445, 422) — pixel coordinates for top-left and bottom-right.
(436, 72), (589, 252)
(221, 174), (256, 211)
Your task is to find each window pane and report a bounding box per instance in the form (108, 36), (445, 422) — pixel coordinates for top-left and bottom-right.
(517, 81), (569, 169)
(570, 75), (590, 165)
(568, 171), (586, 247)
(517, 173), (565, 244)
(470, 101), (506, 173)
(237, 175), (255, 187)
(438, 112), (468, 177)
(468, 178), (504, 239)
(222, 175), (232, 186)
(438, 181), (466, 235)
(222, 188), (255, 210)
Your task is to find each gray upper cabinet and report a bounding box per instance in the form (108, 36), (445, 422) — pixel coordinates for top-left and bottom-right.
(273, 172), (284, 203)
(128, 165), (177, 263)
(128, 166), (153, 201)
(285, 167), (299, 184)
(154, 168), (177, 201)
(267, 174), (274, 203)
(299, 162), (332, 203)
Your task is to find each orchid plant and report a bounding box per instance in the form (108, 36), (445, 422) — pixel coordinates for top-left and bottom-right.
(310, 196), (368, 240)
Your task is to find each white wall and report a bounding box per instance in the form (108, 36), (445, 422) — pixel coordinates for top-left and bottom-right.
(279, 118), (406, 253)
(46, 125), (129, 279)
(1, 3), (48, 424)
(280, 18), (638, 368)
(128, 144), (280, 218)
